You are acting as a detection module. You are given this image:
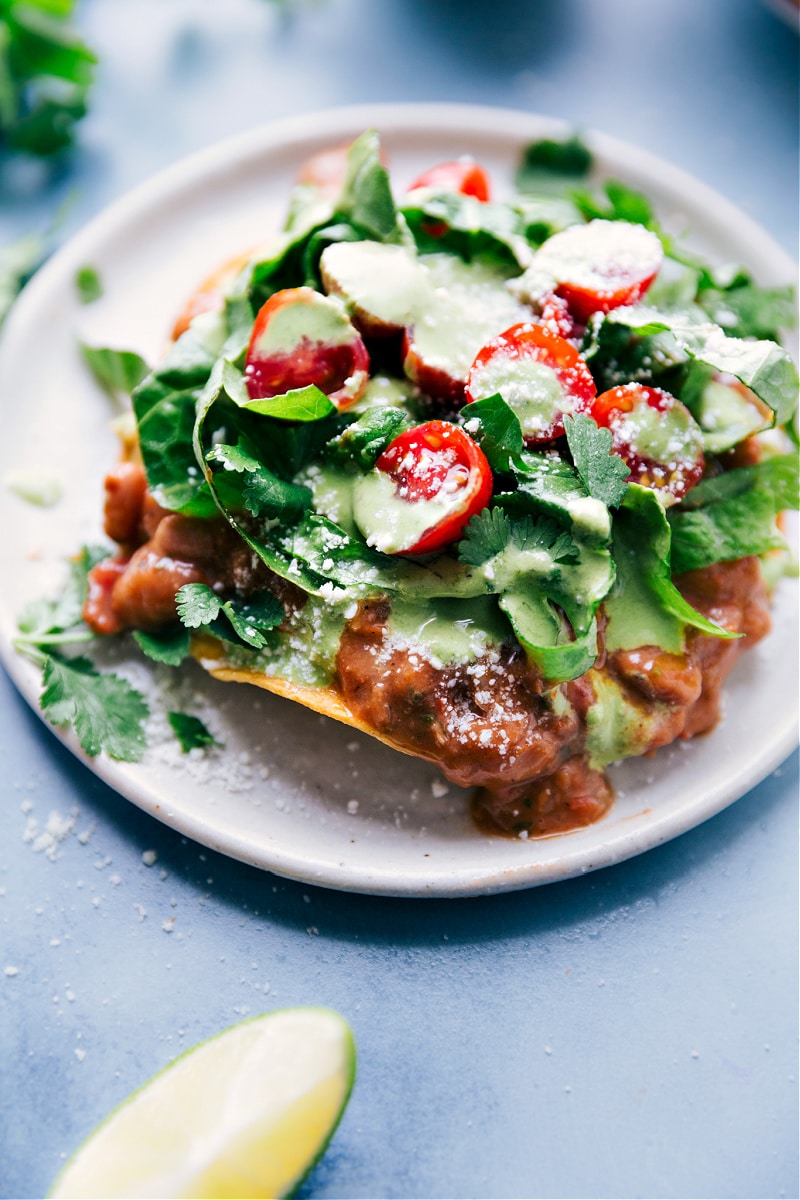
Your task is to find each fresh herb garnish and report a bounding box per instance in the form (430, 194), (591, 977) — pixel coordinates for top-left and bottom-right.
(40, 654), (149, 761)
(175, 584), (285, 649)
(168, 712), (220, 753)
(132, 627), (192, 667)
(75, 265), (103, 304)
(563, 413), (630, 508)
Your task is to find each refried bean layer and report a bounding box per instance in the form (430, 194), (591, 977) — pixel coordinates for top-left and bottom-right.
(84, 460), (773, 838)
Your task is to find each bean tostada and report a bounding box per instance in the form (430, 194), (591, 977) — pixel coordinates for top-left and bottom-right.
(24, 132), (799, 837)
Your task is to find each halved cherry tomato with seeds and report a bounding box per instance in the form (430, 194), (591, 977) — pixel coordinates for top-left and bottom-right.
(245, 287), (369, 409)
(535, 292), (576, 340)
(466, 323), (596, 444)
(408, 158), (491, 201)
(587, 383), (705, 504)
(532, 219), (663, 322)
(353, 421), (492, 556)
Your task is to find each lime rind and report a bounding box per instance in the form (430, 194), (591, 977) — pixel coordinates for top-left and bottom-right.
(49, 1006), (356, 1200)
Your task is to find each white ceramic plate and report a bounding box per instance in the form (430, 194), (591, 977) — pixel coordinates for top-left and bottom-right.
(0, 104), (796, 897)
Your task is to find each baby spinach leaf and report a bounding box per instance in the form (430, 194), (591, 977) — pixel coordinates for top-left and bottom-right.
(667, 455), (798, 574)
(515, 135), (592, 195)
(499, 591), (598, 683)
(698, 281), (796, 341)
(595, 305), (799, 426)
(604, 485), (734, 654)
(335, 129), (401, 243)
(325, 406), (412, 471)
(80, 343), (149, 399)
(572, 179), (656, 228)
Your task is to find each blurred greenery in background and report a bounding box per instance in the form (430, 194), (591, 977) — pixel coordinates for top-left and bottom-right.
(0, 0), (95, 156)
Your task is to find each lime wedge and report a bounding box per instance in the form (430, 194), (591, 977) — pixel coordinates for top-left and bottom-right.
(50, 1007), (356, 1199)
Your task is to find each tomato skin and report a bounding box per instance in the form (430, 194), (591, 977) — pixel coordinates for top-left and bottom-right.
(465, 322), (597, 443)
(374, 420), (493, 555)
(586, 383), (705, 503)
(408, 158), (491, 201)
(245, 287), (369, 410)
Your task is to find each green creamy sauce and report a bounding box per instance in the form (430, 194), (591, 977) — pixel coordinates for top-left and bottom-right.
(695, 380), (770, 453)
(616, 399), (701, 465)
(386, 595), (510, 667)
(412, 253), (529, 377)
(259, 291), (355, 354)
(349, 373), (421, 415)
(220, 595), (350, 688)
(352, 469), (459, 553)
(321, 241), (428, 326)
(320, 240), (529, 380)
(299, 462), (359, 535)
(584, 671), (670, 769)
(470, 356), (564, 437)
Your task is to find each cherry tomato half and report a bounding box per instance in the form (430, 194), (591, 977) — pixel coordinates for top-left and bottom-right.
(354, 421), (493, 556)
(245, 287), (369, 409)
(408, 158), (491, 201)
(465, 323), (597, 444)
(532, 219), (663, 323)
(588, 383), (705, 504)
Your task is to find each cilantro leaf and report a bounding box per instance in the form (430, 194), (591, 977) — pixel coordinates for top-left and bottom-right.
(16, 545), (106, 649)
(175, 583), (285, 649)
(40, 654), (148, 761)
(206, 441), (312, 522)
(74, 265), (102, 304)
(510, 514), (579, 563)
(132, 626), (192, 667)
(175, 584), (222, 629)
(220, 593), (284, 649)
(458, 508), (511, 566)
(563, 413), (630, 508)
(168, 712), (220, 753)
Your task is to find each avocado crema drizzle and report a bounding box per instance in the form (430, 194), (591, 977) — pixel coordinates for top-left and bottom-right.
(22, 131), (799, 773)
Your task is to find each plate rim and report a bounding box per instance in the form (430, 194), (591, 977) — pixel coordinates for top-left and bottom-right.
(0, 101), (797, 897)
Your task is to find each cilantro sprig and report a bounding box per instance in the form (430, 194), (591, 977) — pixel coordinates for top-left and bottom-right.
(563, 413), (630, 508)
(15, 546), (151, 761)
(175, 583), (285, 650)
(40, 654), (148, 761)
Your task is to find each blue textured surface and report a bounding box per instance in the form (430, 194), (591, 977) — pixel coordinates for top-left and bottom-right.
(1, 2), (798, 1198)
